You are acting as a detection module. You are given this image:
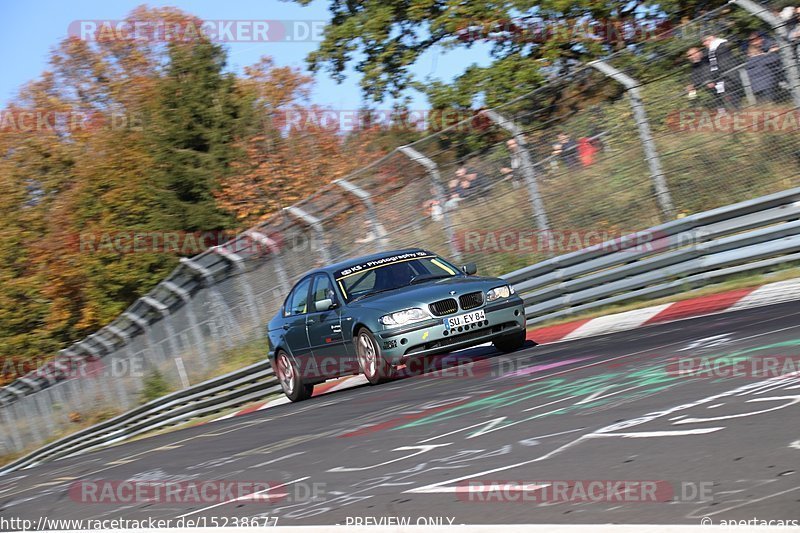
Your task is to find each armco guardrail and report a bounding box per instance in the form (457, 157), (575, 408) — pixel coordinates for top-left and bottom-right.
(4, 186), (800, 474)
(0, 360), (280, 475)
(502, 186), (800, 325)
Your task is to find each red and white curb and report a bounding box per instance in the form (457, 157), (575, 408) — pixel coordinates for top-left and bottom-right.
(212, 374), (371, 421)
(211, 277), (800, 422)
(526, 277), (800, 344)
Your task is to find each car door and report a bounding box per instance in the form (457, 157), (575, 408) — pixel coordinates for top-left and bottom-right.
(306, 273), (354, 378)
(282, 276), (314, 379)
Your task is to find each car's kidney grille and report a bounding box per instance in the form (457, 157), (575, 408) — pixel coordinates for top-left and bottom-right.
(429, 298), (458, 316)
(459, 291), (483, 310)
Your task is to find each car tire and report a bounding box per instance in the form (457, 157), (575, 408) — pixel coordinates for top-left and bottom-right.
(493, 329), (527, 353)
(356, 328), (395, 385)
(275, 350), (314, 402)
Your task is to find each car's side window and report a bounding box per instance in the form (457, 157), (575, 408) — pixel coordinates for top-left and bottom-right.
(286, 277), (312, 316)
(310, 274), (336, 313)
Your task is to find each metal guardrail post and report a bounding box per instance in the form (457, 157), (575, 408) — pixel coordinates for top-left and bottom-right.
(398, 145), (462, 262)
(738, 67), (756, 106)
(94, 326), (128, 404)
(179, 257), (215, 285)
(333, 179), (388, 252)
(106, 323), (141, 401)
(732, 0), (800, 108)
(481, 110), (551, 238)
(76, 339), (101, 359)
(1, 407), (23, 452)
(163, 280), (209, 369)
(245, 230), (291, 294)
(180, 257), (241, 347)
(89, 332), (114, 354)
(3, 385), (26, 397)
(123, 311), (149, 331)
(52, 348), (74, 382)
(211, 246), (262, 332)
(85, 332), (122, 405)
(284, 206), (332, 264)
(141, 296), (181, 372)
(16, 375), (41, 389)
(122, 310), (159, 371)
(29, 395), (47, 444)
(589, 60), (675, 221)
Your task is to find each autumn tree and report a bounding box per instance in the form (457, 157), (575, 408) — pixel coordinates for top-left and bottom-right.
(0, 7), (259, 370)
(215, 58), (386, 226)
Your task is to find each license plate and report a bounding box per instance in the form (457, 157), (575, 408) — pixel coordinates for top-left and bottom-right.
(444, 309), (486, 330)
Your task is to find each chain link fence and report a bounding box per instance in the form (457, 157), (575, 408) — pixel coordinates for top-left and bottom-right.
(4, 3), (800, 455)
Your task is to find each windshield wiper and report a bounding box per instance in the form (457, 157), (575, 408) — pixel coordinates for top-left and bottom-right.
(409, 274), (453, 285)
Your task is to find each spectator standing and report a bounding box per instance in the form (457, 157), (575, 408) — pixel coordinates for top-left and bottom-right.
(686, 47), (710, 100)
(551, 132), (579, 170)
(781, 6), (800, 40)
(454, 165), (483, 201)
(500, 138), (522, 187)
(746, 32), (782, 103)
(422, 186), (444, 221)
(577, 137), (598, 167)
(703, 34), (741, 110)
(444, 176), (463, 210)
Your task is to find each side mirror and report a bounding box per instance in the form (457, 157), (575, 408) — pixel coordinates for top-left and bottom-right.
(461, 263), (478, 276)
(315, 298), (337, 311)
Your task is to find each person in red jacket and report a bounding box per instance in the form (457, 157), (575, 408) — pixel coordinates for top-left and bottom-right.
(577, 137), (598, 167)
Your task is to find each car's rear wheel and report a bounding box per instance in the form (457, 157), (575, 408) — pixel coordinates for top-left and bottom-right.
(276, 351), (313, 402)
(356, 328), (395, 385)
(493, 329), (527, 353)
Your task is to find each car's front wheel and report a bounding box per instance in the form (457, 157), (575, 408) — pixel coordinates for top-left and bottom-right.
(493, 329), (527, 353)
(275, 351), (314, 402)
(356, 328), (395, 385)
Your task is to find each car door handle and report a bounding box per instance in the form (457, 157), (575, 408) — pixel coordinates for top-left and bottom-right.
(282, 324), (290, 330)
(307, 318), (316, 324)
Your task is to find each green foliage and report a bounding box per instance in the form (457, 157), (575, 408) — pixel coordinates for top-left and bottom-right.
(148, 40), (255, 231)
(299, 0), (730, 106)
(140, 370), (171, 403)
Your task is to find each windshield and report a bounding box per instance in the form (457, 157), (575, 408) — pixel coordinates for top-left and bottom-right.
(335, 253), (460, 302)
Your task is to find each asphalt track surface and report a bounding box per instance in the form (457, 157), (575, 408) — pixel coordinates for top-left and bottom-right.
(2, 301), (800, 527)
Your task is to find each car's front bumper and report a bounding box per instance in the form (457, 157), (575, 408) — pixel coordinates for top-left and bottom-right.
(377, 297), (526, 365)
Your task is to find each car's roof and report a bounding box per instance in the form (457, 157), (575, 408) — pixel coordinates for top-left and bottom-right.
(306, 248), (436, 278)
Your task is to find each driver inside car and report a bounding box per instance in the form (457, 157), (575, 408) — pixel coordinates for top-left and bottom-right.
(374, 262), (415, 292)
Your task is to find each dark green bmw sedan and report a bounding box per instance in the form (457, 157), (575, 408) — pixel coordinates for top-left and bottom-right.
(267, 249), (528, 401)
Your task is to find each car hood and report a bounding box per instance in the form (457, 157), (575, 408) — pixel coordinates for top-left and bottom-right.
(349, 276), (509, 312)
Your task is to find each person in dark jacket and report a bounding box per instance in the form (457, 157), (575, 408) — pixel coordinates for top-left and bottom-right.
(703, 35), (742, 110)
(551, 132), (579, 170)
(746, 32), (782, 102)
(686, 47), (710, 100)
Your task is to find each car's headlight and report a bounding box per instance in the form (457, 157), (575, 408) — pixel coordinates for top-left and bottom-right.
(379, 308), (430, 326)
(486, 285), (515, 302)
